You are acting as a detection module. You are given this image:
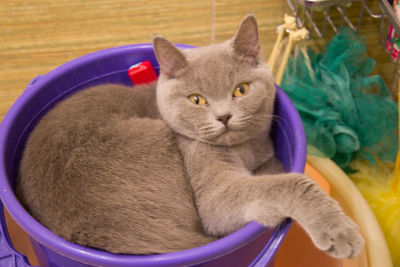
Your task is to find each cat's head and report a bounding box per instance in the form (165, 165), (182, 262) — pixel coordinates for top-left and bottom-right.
(153, 14), (275, 146)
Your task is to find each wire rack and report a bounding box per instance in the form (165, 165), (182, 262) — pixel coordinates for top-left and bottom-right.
(286, 0), (400, 61)
(286, 1), (380, 37)
(286, 0), (400, 94)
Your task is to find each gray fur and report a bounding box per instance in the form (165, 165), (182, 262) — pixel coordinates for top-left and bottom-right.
(154, 14), (364, 259)
(17, 83), (215, 254)
(17, 14), (364, 258)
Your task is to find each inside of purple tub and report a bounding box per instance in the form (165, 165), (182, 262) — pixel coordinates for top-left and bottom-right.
(0, 43), (304, 267)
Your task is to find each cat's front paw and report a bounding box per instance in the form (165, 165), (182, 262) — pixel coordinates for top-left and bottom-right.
(310, 216), (364, 259)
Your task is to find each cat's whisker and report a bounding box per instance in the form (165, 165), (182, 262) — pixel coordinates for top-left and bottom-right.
(233, 114), (255, 127)
(198, 125), (216, 132)
(198, 126), (217, 135)
(231, 114), (277, 130)
(270, 115), (285, 130)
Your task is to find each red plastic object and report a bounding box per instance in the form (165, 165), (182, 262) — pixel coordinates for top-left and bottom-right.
(128, 60), (158, 85)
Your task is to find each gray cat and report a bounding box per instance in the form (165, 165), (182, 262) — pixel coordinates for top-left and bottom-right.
(17, 14), (363, 258)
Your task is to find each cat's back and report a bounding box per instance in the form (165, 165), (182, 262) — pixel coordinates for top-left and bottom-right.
(43, 83), (160, 132)
(17, 83), (211, 254)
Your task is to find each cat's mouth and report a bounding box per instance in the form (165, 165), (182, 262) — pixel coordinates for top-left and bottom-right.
(205, 124), (245, 145)
(202, 118), (268, 146)
(194, 117), (259, 146)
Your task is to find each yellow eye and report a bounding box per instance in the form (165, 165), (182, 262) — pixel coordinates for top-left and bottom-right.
(233, 83), (249, 98)
(188, 94), (207, 105)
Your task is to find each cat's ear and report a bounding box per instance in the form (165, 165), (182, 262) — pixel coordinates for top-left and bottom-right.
(153, 35), (188, 79)
(232, 14), (262, 62)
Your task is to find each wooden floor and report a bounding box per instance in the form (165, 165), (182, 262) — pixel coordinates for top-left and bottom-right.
(0, 0), (394, 266)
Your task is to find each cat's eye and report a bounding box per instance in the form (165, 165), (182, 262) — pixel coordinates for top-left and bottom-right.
(233, 83), (249, 98)
(188, 94), (207, 106)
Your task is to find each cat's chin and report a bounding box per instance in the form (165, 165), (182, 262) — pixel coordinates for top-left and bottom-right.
(201, 129), (255, 147)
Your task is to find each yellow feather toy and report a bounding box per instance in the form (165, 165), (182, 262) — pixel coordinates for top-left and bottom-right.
(348, 81), (400, 267)
(349, 159), (400, 266)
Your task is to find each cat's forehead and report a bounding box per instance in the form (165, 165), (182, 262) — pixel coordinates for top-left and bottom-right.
(182, 42), (252, 95)
(184, 42), (233, 67)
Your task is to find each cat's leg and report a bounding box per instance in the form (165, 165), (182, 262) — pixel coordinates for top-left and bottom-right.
(182, 142), (364, 259)
(252, 174), (363, 259)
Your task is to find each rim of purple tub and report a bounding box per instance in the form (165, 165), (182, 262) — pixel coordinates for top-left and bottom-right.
(0, 43), (306, 267)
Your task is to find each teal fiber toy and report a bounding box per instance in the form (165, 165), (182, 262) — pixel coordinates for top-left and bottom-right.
(281, 28), (398, 171)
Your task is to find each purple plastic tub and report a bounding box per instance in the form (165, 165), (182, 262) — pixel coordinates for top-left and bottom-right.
(0, 43), (306, 267)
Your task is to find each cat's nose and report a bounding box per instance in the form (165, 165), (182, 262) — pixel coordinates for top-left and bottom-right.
(217, 114), (232, 127)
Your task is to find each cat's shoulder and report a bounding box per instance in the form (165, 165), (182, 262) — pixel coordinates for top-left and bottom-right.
(70, 82), (156, 102)
(47, 82), (159, 120)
